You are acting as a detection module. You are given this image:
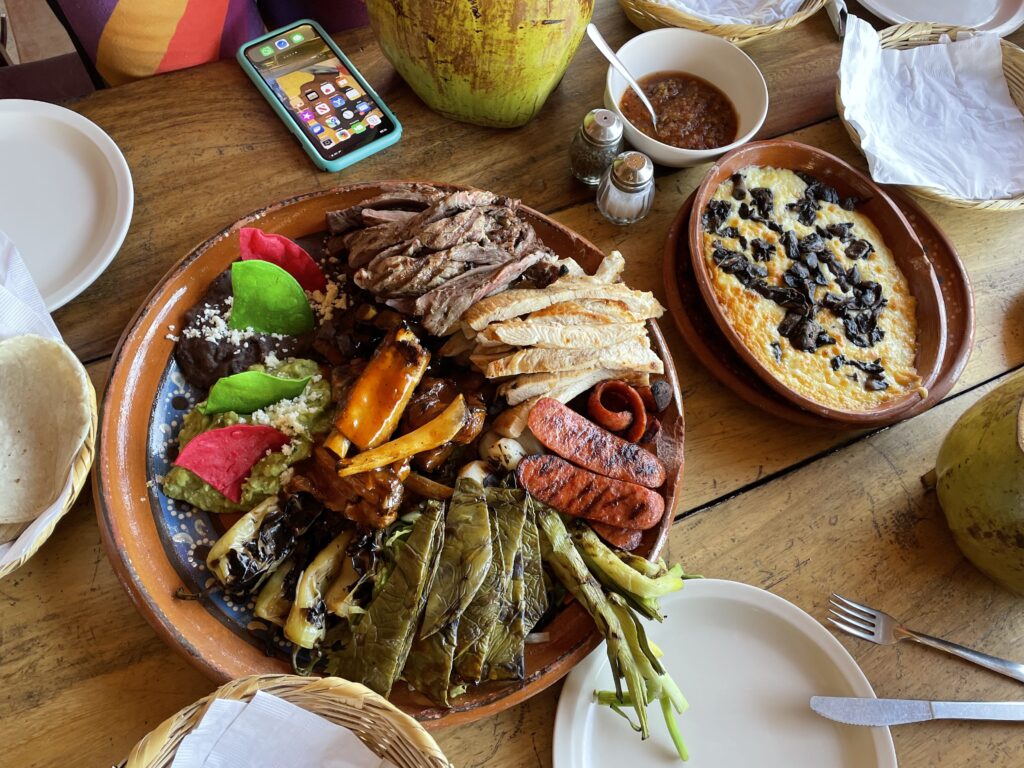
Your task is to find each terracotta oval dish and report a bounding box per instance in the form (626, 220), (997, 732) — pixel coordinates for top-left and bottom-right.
(664, 189), (973, 429)
(94, 182), (685, 729)
(688, 140), (947, 425)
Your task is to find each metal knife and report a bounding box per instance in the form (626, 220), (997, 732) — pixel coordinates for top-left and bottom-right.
(811, 696), (1024, 726)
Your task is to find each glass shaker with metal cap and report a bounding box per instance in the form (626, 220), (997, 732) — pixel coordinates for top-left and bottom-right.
(569, 108), (624, 186)
(596, 150), (655, 225)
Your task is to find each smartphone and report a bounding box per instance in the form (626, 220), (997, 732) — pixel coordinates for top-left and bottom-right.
(238, 20), (402, 172)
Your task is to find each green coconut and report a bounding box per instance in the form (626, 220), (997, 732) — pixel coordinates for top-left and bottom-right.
(367, 0), (595, 128)
(934, 370), (1024, 594)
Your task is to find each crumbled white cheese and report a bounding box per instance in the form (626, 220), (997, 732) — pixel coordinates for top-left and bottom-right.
(264, 351), (283, 368)
(165, 333), (180, 342)
(249, 385), (317, 438)
(281, 441), (295, 457)
(181, 298), (285, 345)
(307, 276), (348, 323)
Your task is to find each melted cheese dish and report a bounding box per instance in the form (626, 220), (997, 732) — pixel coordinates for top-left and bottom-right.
(701, 165), (921, 411)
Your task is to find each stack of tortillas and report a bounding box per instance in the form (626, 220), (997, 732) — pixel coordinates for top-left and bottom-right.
(0, 335), (95, 577)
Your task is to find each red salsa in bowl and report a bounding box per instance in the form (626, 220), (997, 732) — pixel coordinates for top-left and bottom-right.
(620, 71), (738, 151)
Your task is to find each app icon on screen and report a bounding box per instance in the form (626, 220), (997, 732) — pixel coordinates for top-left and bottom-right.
(336, 77), (350, 88)
(352, 122), (366, 134)
(321, 136), (334, 147)
(345, 88), (360, 100)
(291, 33), (305, 43)
(320, 83), (336, 95)
(324, 116), (341, 129)
(275, 39), (289, 50)
(341, 110), (354, 120)
(314, 103), (331, 115)
(310, 123), (324, 134)
(298, 109), (315, 122)
(259, 45), (274, 57)
(337, 130), (351, 141)
(355, 101), (371, 114)
(305, 90), (319, 101)
(366, 114), (381, 127)
(330, 96), (345, 108)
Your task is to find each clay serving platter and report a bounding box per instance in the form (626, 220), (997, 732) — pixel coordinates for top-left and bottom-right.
(688, 140), (949, 426)
(93, 182), (685, 729)
(664, 187), (973, 429)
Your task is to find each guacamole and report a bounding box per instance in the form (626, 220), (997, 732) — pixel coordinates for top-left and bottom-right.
(162, 358), (332, 514)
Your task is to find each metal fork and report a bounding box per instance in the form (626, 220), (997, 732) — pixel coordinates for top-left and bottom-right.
(829, 593), (1024, 684)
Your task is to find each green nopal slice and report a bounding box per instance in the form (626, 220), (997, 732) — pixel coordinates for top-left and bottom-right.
(326, 501), (445, 697)
(484, 548), (525, 681)
(199, 370), (311, 415)
(454, 487), (527, 684)
(419, 478), (491, 639)
(403, 622), (458, 708)
(521, 502), (548, 635)
(229, 260), (315, 336)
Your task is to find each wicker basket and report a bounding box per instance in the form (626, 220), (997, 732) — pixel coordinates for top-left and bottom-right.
(0, 376), (97, 580)
(837, 23), (1024, 212)
(120, 675), (453, 768)
(618, 0), (828, 44)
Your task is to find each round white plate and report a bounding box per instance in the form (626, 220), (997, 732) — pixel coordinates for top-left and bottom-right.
(857, 0), (1024, 37)
(0, 99), (133, 311)
(554, 579), (898, 768)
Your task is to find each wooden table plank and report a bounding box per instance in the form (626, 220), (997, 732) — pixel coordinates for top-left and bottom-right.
(53, 1), (847, 364)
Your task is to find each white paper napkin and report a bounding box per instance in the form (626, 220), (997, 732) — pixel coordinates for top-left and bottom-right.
(170, 691), (395, 768)
(840, 15), (1024, 200)
(641, 0), (806, 25)
(0, 229), (77, 567)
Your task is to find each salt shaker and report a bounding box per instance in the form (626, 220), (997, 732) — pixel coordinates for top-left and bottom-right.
(596, 151), (655, 225)
(569, 109), (624, 186)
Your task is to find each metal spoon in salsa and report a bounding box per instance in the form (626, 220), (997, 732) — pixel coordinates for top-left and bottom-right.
(620, 71), (738, 150)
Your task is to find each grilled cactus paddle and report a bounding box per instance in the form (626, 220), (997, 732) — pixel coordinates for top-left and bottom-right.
(484, 548), (526, 681)
(285, 530), (353, 649)
(403, 622), (459, 707)
(521, 505), (548, 634)
(325, 323), (430, 455)
(419, 478), (491, 639)
(328, 501), (445, 697)
(206, 494), (321, 593)
(454, 487), (527, 683)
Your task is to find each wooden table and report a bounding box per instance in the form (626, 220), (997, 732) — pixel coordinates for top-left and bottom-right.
(3, 3), (1024, 766)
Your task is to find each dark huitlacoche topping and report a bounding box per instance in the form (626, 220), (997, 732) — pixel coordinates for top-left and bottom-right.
(703, 199), (732, 234)
(731, 173), (747, 200)
(712, 241), (767, 285)
(750, 188), (773, 219)
(787, 172), (845, 226)
(780, 230), (799, 261)
(831, 354), (889, 391)
(754, 282), (813, 313)
(770, 341), (782, 362)
(766, 220), (784, 234)
(719, 225), (742, 241)
(840, 196), (860, 211)
(778, 312), (835, 352)
(750, 238), (774, 262)
(787, 196), (819, 227)
(845, 239), (875, 260)
(825, 222), (855, 242)
(821, 280), (887, 348)
(798, 232), (826, 255)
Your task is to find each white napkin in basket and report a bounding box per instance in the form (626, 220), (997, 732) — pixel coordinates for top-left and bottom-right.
(0, 230), (75, 568)
(640, 0), (805, 25)
(170, 692), (396, 768)
(840, 15), (1024, 200)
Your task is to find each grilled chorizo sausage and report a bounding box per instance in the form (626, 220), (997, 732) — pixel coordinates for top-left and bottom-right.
(589, 521), (643, 551)
(517, 455), (664, 530)
(527, 397), (666, 489)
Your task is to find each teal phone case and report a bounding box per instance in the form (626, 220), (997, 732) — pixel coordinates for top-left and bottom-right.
(237, 19), (402, 172)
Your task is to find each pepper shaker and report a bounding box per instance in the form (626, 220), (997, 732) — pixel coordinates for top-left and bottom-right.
(596, 151), (655, 225)
(569, 109), (624, 186)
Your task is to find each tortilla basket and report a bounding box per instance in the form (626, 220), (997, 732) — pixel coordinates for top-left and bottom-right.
(118, 675), (453, 768)
(617, 0), (827, 44)
(836, 22), (1024, 212)
(0, 376), (97, 580)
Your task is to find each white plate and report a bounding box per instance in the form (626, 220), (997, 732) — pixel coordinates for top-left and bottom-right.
(554, 579), (898, 768)
(857, 0), (1024, 37)
(0, 100), (133, 311)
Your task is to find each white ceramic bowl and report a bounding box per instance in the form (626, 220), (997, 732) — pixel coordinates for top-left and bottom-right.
(603, 28), (769, 167)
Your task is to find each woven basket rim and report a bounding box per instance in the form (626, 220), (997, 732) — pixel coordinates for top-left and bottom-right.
(121, 675), (453, 768)
(0, 366), (97, 580)
(617, 0), (828, 44)
(836, 22), (1024, 211)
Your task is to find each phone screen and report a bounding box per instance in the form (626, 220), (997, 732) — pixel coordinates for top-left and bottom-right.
(243, 24), (396, 162)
